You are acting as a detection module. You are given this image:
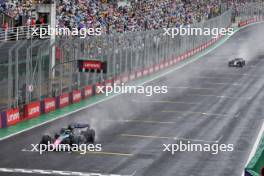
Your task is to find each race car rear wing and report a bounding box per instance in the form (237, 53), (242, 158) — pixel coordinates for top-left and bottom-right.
(70, 123), (90, 129)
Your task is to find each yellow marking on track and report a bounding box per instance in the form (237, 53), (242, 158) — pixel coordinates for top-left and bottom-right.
(80, 151), (133, 157)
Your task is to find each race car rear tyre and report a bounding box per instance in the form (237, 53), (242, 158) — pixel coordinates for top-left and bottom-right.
(40, 135), (52, 145)
(39, 135), (52, 151)
(54, 133), (59, 139)
(85, 129), (95, 143)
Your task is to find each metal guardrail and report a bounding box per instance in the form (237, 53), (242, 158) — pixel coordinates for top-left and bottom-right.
(0, 24), (50, 41)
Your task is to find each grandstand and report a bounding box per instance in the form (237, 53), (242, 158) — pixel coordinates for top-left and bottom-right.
(1, 0), (261, 35)
(0, 0), (223, 34)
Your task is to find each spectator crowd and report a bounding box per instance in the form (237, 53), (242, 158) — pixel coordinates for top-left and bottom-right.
(56, 0), (221, 34)
(0, 0), (253, 34)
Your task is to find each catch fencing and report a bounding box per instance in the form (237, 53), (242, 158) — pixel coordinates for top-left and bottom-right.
(53, 9), (232, 96)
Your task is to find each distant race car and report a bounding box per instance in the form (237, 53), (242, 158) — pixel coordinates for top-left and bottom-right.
(228, 58), (246, 67)
(40, 123), (95, 150)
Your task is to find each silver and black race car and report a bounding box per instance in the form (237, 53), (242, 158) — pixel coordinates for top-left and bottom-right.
(228, 58), (246, 67)
(40, 123), (95, 148)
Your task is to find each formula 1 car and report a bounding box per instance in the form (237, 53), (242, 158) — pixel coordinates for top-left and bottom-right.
(228, 58), (246, 67)
(40, 123), (95, 148)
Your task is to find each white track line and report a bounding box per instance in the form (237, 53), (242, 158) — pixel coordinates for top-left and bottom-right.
(0, 168), (136, 176)
(0, 168), (135, 176)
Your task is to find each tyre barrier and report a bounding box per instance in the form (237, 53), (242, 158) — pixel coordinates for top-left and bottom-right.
(0, 23), (233, 129)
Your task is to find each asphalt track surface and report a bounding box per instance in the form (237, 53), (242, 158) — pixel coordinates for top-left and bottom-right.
(1, 23), (264, 176)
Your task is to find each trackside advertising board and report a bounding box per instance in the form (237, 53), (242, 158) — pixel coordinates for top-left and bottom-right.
(78, 60), (107, 73)
(154, 64), (160, 72)
(122, 75), (129, 83)
(129, 72), (136, 80)
(24, 102), (41, 119)
(41, 98), (56, 113)
(96, 82), (105, 94)
(239, 18), (257, 27)
(143, 69), (149, 76)
(1, 108), (20, 127)
(114, 77), (121, 85)
(56, 93), (70, 108)
(136, 70), (142, 78)
(83, 85), (93, 98)
(105, 79), (113, 91)
(71, 90), (82, 103)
